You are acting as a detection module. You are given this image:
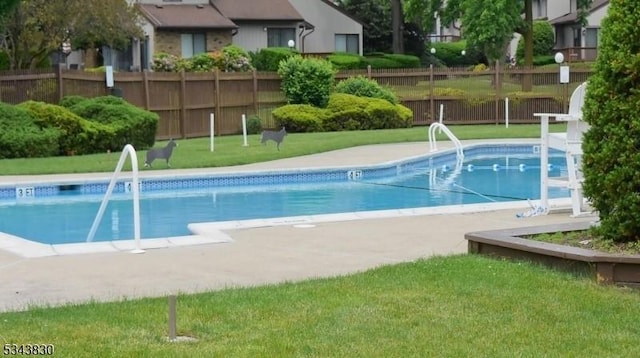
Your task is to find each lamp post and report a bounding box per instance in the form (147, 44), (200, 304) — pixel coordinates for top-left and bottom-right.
(429, 47), (436, 123)
(287, 40), (295, 51)
(555, 52), (570, 111)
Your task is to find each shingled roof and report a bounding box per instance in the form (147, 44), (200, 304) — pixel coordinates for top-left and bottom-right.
(139, 3), (238, 29)
(210, 0), (304, 21)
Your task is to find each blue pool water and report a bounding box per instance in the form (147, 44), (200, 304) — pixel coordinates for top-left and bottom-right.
(0, 146), (569, 245)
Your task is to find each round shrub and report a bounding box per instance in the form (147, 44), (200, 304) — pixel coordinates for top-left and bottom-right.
(246, 114), (263, 134)
(17, 101), (115, 155)
(18, 101), (85, 155)
(325, 94), (370, 131)
(325, 93), (413, 131)
(151, 52), (180, 72)
(66, 96), (159, 150)
(220, 45), (253, 72)
(335, 76), (398, 104)
(272, 104), (325, 132)
(0, 103), (60, 159)
(582, 1), (640, 243)
(278, 56), (335, 108)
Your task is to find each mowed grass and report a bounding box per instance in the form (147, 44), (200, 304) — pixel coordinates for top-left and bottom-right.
(1, 255), (639, 357)
(0, 124), (564, 175)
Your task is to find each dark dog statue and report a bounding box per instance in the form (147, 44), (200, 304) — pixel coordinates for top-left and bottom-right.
(261, 127), (287, 151)
(144, 139), (177, 168)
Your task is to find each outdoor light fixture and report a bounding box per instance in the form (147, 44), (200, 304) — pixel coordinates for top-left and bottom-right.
(554, 52), (565, 64)
(430, 47), (436, 54)
(288, 40), (295, 49)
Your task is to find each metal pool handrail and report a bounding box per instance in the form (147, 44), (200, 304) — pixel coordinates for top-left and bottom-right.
(428, 122), (464, 160)
(86, 144), (144, 254)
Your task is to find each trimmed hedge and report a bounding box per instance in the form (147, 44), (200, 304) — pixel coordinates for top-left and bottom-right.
(251, 47), (299, 72)
(272, 93), (413, 132)
(272, 104), (325, 132)
(18, 101), (114, 155)
(327, 53), (367, 70)
(0, 103), (60, 159)
(62, 95), (159, 151)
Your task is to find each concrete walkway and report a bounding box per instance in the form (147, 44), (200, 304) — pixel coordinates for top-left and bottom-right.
(0, 141), (595, 312)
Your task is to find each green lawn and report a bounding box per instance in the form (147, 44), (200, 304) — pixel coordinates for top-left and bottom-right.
(1, 255), (638, 357)
(0, 124), (564, 175)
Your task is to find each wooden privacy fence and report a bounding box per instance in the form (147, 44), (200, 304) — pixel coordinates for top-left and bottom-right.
(0, 65), (594, 139)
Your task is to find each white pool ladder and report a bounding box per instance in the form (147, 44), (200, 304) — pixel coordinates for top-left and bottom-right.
(86, 144), (144, 254)
(428, 122), (464, 160)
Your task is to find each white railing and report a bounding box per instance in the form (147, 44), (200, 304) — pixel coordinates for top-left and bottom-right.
(428, 122), (464, 160)
(86, 144), (144, 254)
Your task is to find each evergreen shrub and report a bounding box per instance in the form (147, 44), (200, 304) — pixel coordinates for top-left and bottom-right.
(582, 1), (640, 242)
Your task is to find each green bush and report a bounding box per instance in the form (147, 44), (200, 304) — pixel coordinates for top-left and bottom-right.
(278, 56), (335, 108)
(516, 21), (555, 61)
(17, 101), (115, 155)
(0, 103), (60, 159)
(364, 57), (404, 69)
(582, 1), (640, 243)
(324, 94), (370, 131)
(0, 51), (9, 71)
(334, 76), (398, 104)
(381, 54), (421, 68)
(327, 53), (366, 70)
(250, 47), (297, 72)
(18, 101), (85, 155)
(532, 55), (556, 66)
(186, 53), (218, 72)
(431, 41), (486, 67)
(219, 45), (253, 72)
(246, 114), (263, 134)
(59, 95), (87, 108)
(325, 93), (412, 131)
(271, 104), (325, 132)
(65, 96), (159, 150)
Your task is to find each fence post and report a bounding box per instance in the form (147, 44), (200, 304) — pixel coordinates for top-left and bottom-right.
(495, 60), (501, 125)
(215, 68), (221, 133)
(252, 69), (258, 115)
(429, 64), (435, 123)
(57, 64), (64, 102)
(179, 71), (186, 139)
(367, 65), (372, 80)
(143, 70), (150, 111)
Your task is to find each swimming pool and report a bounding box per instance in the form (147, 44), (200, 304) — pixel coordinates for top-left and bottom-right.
(0, 144), (568, 247)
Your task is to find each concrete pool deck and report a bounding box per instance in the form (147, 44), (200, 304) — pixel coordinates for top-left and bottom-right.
(0, 140), (596, 312)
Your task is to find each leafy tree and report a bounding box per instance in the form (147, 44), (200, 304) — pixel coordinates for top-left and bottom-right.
(0, 0), (18, 19)
(516, 21), (554, 61)
(404, 0), (594, 65)
(582, 0), (640, 243)
(336, 0), (392, 53)
(0, 0), (142, 69)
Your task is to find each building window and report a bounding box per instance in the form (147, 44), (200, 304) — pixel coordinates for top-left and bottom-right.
(585, 28), (598, 47)
(335, 34), (359, 54)
(181, 33), (206, 58)
(267, 28), (296, 47)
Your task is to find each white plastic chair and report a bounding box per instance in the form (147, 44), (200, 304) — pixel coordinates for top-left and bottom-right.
(534, 82), (590, 216)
